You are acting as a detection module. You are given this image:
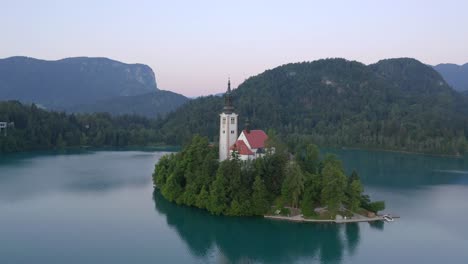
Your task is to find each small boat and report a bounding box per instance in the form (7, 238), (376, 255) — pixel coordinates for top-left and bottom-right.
(383, 214), (394, 222)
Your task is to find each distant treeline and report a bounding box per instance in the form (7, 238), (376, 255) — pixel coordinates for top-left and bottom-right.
(0, 101), (163, 153)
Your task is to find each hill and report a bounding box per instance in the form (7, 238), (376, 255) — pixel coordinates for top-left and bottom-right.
(433, 63), (468, 91)
(0, 56), (158, 109)
(158, 58), (468, 155)
(0, 100), (163, 153)
(66, 90), (189, 118)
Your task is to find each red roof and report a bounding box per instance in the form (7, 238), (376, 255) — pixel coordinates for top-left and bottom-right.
(242, 130), (268, 149)
(230, 140), (254, 155)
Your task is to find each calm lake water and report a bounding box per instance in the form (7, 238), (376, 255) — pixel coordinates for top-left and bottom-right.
(1, 149), (468, 264)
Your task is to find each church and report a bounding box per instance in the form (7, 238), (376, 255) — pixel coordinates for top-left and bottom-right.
(219, 79), (268, 161)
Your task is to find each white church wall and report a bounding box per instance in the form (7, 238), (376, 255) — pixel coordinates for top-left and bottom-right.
(237, 131), (252, 150)
(219, 112), (238, 161)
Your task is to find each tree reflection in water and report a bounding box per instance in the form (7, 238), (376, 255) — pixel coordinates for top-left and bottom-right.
(153, 190), (378, 263)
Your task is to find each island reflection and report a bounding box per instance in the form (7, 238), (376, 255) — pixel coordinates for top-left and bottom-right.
(153, 190), (381, 263)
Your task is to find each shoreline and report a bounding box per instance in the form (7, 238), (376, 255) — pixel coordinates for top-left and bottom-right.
(0, 145), (180, 156)
(337, 146), (463, 158)
(264, 214), (387, 224)
(1, 143), (462, 158)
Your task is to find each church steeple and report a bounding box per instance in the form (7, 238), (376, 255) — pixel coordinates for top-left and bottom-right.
(223, 78), (234, 114)
(219, 78), (238, 161)
(245, 117), (251, 134)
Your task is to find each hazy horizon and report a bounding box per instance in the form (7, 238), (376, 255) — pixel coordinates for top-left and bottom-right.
(2, 0), (468, 96)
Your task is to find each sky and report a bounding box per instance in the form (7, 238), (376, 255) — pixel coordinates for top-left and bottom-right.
(1, 0), (468, 96)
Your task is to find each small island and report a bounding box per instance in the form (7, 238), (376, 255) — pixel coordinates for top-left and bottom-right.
(153, 135), (386, 222)
(153, 80), (387, 223)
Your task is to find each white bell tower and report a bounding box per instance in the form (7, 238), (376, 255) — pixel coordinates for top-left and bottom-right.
(219, 79), (238, 161)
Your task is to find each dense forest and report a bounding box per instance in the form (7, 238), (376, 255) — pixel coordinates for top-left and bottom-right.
(66, 90), (188, 118)
(0, 101), (163, 153)
(153, 135), (384, 218)
(158, 58), (468, 155)
(3, 58), (468, 156)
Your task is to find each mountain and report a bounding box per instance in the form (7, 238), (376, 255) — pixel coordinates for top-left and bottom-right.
(157, 58), (468, 155)
(0, 56), (158, 108)
(66, 90), (189, 118)
(433, 63), (468, 91)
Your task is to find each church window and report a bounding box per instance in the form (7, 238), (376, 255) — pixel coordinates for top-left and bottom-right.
(231, 117), (235, 124)
(231, 130), (234, 134)
(222, 118), (226, 124)
(223, 130), (225, 134)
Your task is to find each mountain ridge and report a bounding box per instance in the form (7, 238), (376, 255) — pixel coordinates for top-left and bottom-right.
(0, 56), (158, 108)
(433, 63), (468, 91)
(158, 57), (468, 155)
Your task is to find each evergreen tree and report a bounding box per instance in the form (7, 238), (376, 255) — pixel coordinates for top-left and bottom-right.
(281, 162), (305, 208)
(162, 173), (183, 203)
(195, 186), (210, 209)
(301, 172), (322, 216)
(209, 164), (229, 215)
(251, 176), (270, 215)
(295, 143), (320, 174)
(321, 162), (347, 215)
(347, 179), (364, 212)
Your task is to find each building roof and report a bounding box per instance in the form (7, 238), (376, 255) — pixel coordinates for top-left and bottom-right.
(230, 140), (254, 155)
(242, 129), (268, 149)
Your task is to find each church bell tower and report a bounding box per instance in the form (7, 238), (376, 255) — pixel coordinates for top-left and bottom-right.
(219, 78), (238, 161)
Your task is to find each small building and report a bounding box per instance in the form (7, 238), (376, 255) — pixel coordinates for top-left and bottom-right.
(230, 129), (268, 161)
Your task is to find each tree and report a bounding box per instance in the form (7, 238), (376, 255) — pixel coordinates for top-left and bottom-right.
(251, 176), (270, 215)
(260, 151), (288, 197)
(228, 199), (243, 216)
(162, 173), (183, 203)
(347, 179), (364, 212)
(349, 170), (360, 183)
(196, 186), (210, 209)
(367, 201), (385, 213)
(295, 143), (320, 174)
(301, 172), (322, 216)
(209, 164), (229, 215)
(153, 154), (174, 188)
(321, 162), (347, 215)
(281, 162), (304, 208)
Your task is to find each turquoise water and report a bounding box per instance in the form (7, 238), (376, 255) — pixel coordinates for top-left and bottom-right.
(1, 149), (467, 263)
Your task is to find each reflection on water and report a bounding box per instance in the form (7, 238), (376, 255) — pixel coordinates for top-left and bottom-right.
(327, 148), (468, 188)
(153, 190), (375, 264)
(0, 150), (165, 202)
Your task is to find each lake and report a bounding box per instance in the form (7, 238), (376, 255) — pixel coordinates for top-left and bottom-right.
(1, 149), (467, 263)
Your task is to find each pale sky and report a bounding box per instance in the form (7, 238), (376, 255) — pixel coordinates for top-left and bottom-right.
(1, 0), (468, 96)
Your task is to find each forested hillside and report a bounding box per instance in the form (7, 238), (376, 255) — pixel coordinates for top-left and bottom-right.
(158, 58), (468, 155)
(0, 101), (163, 153)
(66, 90), (189, 118)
